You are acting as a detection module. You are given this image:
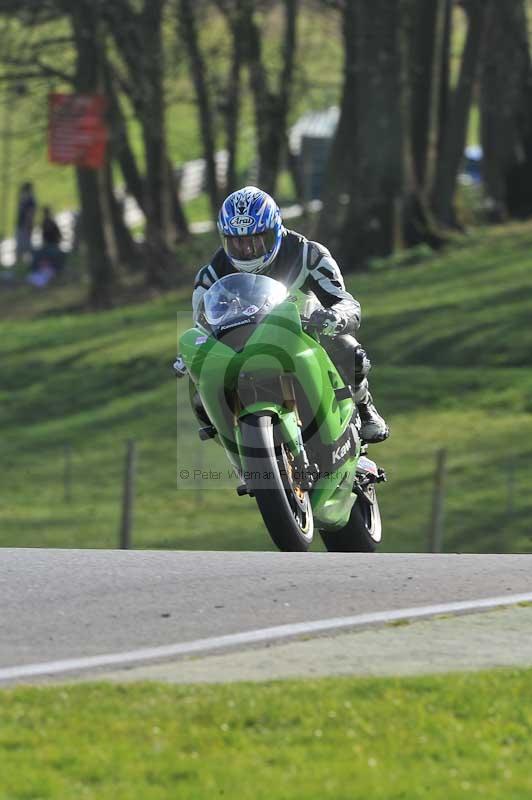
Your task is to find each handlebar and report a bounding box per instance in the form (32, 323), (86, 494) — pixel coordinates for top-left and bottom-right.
(173, 355), (187, 378)
(301, 317), (322, 335)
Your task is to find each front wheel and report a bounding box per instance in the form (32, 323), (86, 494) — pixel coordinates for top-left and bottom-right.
(320, 485), (382, 552)
(240, 413), (314, 552)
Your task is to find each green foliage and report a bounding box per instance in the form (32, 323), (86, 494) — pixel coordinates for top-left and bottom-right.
(0, 3), (343, 235)
(1, 668), (532, 798)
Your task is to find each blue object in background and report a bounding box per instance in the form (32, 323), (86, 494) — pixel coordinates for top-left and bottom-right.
(464, 145), (483, 184)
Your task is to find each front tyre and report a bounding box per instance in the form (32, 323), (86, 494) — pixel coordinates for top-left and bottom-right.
(240, 413), (314, 552)
(320, 486), (382, 553)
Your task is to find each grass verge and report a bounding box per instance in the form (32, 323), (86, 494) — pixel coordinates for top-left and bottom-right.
(1, 222), (532, 552)
(1, 668), (532, 799)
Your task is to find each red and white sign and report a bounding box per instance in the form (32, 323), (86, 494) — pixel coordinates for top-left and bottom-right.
(48, 93), (108, 169)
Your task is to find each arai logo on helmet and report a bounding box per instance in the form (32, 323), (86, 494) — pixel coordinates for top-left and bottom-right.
(229, 214), (254, 228)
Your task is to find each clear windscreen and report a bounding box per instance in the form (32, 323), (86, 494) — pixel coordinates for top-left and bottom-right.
(201, 273), (288, 336)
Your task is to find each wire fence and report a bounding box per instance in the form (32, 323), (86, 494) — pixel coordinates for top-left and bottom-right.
(2, 439), (530, 554)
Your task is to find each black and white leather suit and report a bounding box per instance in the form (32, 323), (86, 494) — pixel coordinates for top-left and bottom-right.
(192, 228), (372, 402)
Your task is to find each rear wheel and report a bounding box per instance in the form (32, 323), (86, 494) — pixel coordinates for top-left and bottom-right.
(320, 485), (382, 552)
(240, 413), (314, 552)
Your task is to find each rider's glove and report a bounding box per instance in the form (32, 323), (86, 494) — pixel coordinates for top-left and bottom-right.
(306, 307), (346, 338)
(173, 355), (187, 378)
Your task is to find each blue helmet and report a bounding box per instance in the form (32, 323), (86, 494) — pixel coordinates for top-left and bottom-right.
(217, 186), (283, 273)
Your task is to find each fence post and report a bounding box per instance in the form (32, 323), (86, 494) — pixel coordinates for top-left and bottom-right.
(120, 439), (136, 550)
(428, 448), (447, 553)
(64, 443), (72, 503)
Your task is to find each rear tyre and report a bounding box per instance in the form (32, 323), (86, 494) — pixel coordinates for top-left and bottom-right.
(240, 413), (314, 552)
(320, 486), (382, 553)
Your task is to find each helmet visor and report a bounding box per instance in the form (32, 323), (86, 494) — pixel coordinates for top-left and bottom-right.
(223, 230), (277, 262)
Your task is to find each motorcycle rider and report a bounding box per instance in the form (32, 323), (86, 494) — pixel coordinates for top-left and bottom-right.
(186, 186), (389, 444)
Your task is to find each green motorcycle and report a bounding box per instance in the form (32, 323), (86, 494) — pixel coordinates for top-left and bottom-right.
(177, 273), (386, 552)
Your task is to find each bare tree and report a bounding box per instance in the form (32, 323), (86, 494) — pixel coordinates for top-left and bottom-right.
(69, 0), (117, 308)
(480, 0), (531, 221)
(238, 0), (299, 195)
(177, 0), (220, 217)
(213, 0), (246, 195)
(340, 0), (409, 265)
(223, 17), (243, 194)
(103, 61), (146, 215)
(104, 0), (186, 285)
(319, 0), (441, 269)
(316, 0), (357, 248)
(431, 0), (490, 228)
(410, 0), (448, 193)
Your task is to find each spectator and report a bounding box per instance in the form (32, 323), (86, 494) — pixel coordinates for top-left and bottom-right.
(27, 254), (56, 288)
(15, 182), (36, 263)
(27, 207), (65, 288)
(41, 206), (62, 247)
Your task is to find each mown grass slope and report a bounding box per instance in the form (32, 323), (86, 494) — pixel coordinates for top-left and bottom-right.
(1, 222), (532, 552)
(1, 668), (532, 799)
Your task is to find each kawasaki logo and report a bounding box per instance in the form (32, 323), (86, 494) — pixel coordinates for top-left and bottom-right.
(230, 215), (254, 227)
(332, 438), (351, 464)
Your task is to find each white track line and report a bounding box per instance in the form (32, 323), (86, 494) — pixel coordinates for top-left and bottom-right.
(2, 591), (532, 683)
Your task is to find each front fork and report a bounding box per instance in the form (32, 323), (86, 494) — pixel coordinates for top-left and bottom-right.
(235, 374), (317, 493)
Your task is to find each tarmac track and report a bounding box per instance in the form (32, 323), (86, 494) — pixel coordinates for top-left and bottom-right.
(1, 549), (531, 683)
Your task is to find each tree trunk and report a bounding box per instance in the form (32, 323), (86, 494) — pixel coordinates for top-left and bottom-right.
(70, 1), (116, 309)
(104, 159), (141, 272)
(178, 0), (220, 218)
(224, 19), (243, 195)
(240, 0), (298, 195)
(480, 0), (530, 221)
(103, 0), (179, 286)
(319, 0), (443, 264)
(338, 0), (407, 267)
(435, 0), (453, 190)
(402, 0), (445, 249)
(263, 0), (298, 193)
(410, 0), (447, 191)
(432, 0), (489, 228)
(168, 159), (190, 241)
(104, 63), (146, 214)
(507, 79), (532, 218)
(316, 0), (357, 249)
(141, 0), (174, 286)
(212, 0), (245, 196)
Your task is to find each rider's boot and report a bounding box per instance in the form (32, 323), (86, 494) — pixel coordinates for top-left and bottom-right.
(323, 336), (388, 443)
(354, 380), (389, 444)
